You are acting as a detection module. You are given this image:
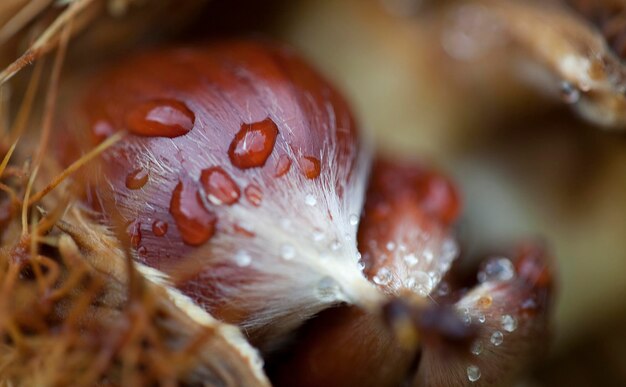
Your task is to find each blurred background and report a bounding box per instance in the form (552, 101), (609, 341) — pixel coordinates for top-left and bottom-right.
(3, 0), (626, 385)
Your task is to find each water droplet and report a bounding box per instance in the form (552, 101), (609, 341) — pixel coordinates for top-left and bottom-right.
(560, 81), (580, 104)
(244, 184), (263, 206)
(137, 245), (148, 257)
(234, 222), (255, 237)
(234, 249), (252, 267)
(373, 267), (393, 286)
(330, 240), (342, 251)
(299, 156), (321, 179)
(126, 99), (194, 137)
(169, 181), (217, 246)
(477, 313), (486, 324)
(305, 194), (317, 206)
(423, 250), (434, 263)
(478, 257), (516, 283)
(92, 120), (114, 142)
(152, 220), (168, 237)
(501, 314), (517, 332)
(440, 238), (459, 264)
(125, 168), (149, 190)
(461, 309), (472, 326)
(274, 154), (292, 177)
(315, 276), (340, 302)
(490, 331), (504, 346)
(228, 117), (278, 169)
(280, 244), (296, 260)
(200, 167), (240, 206)
(403, 253), (419, 266)
(437, 281), (450, 296)
(413, 271), (434, 296)
(312, 230), (325, 242)
(128, 221), (142, 248)
(471, 340), (483, 355)
(386, 242), (396, 251)
(349, 213), (359, 226)
(467, 365), (481, 382)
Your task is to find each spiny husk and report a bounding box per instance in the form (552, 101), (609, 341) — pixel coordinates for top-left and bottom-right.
(0, 0), (208, 84)
(0, 203), (268, 385)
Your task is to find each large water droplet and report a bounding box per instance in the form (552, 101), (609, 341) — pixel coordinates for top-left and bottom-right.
(244, 184), (263, 206)
(169, 181), (217, 246)
(467, 365), (481, 382)
(200, 167), (240, 206)
(299, 156), (321, 179)
(126, 99), (194, 137)
(228, 117), (278, 169)
(274, 154), (292, 177)
(152, 220), (168, 237)
(125, 168), (149, 190)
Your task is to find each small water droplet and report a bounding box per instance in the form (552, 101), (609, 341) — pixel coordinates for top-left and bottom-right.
(169, 181), (217, 246)
(152, 220), (168, 237)
(305, 194), (317, 207)
(560, 81), (580, 104)
(315, 276), (341, 302)
(501, 314), (517, 332)
(490, 331), (504, 346)
(477, 313), (486, 324)
(244, 184), (263, 206)
(413, 271), (434, 296)
(373, 267), (393, 286)
(280, 244), (296, 260)
(478, 257), (516, 283)
(471, 340), (483, 355)
(274, 154), (292, 177)
(125, 168), (149, 190)
(299, 156), (321, 179)
(92, 120), (114, 142)
(228, 117), (278, 169)
(437, 281), (450, 296)
(467, 365), (481, 382)
(349, 214), (359, 226)
(137, 245), (148, 257)
(128, 221), (142, 248)
(386, 241), (396, 251)
(200, 167), (240, 206)
(423, 250), (434, 263)
(312, 230), (325, 242)
(234, 250), (252, 267)
(403, 253), (419, 266)
(126, 99), (194, 137)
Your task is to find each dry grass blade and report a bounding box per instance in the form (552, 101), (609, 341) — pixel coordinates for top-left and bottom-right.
(0, 0), (95, 84)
